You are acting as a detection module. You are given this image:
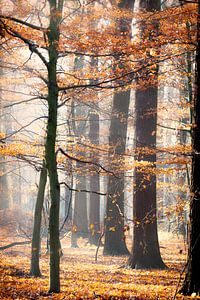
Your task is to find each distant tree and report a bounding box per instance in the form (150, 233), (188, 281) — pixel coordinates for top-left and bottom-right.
(71, 73), (88, 247)
(127, 0), (166, 269)
(0, 67), (9, 211)
(103, 0), (134, 256)
(88, 111), (100, 246)
(71, 170), (88, 247)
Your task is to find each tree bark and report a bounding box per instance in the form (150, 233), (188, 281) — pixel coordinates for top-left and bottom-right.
(70, 56), (88, 247)
(127, 0), (166, 269)
(103, 91), (130, 256)
(46, 0), (63, 293)
(88, 112), (100, 246)
(71, 173), (88, 247)
(0, 68), (9, 211)
(103, 0), (134, 256)
(128, 87), (166, 269)
(179, 0), (200, 296)
(30, 162), (47, 277)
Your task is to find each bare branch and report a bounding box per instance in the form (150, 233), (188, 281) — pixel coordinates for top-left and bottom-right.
(60, 181), (109, 196)
(57, 147), (119, 178)
(0, 241), (31, 251)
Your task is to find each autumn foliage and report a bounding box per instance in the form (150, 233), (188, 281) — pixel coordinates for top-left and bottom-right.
(0, 218), (187, 300)
(0, 0), (199, 298)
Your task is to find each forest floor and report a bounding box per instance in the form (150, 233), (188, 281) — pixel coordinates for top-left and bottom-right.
(0, 211), (195, 299)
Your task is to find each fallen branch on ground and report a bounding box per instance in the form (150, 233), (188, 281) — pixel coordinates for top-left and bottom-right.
(0, 241), (31, 250)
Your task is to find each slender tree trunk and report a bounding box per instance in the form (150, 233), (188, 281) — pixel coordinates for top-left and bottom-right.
(46, 0), (63, 293)
(0, 67), (9, 211)
(103, 0), (134, 256)
(30, 161), (47, 276)
(127, 0), (166, 269)
(180, 0), (200, 295)
(88, 112), (100, 245)
(0, 164), (8, 210)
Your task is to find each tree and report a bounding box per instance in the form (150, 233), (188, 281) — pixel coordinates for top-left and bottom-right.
(0, 0), (196, 293)
(70, 65), (89, 246)
(103, 90), (131, 255)
(179, 0), (200, 296)
(30, 161), (47, 277)
(45, 0), (64, 292)
(103, 0), (134, 256)
(88, 111), (101, 245)
(127, 0), (166, 269)
(0, 66), (9, 211)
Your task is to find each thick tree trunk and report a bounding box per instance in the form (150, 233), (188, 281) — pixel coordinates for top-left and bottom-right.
(30, 162), (47, 277)
(179, 0), (200, 296)
(103, 91), (130, 256)
(103, 0), (134, 256)
(88, 112), (100, 245)
(127, 0), (166, 269)
(128, 87), (166, 269)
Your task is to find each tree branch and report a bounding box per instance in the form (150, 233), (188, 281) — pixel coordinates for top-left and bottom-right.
(60, 181), (109, 196)
(0, 15), (46, 31)
(1, 21), (48, 67)
(0, 241), (31, 251)
(57, 147), (119, 178)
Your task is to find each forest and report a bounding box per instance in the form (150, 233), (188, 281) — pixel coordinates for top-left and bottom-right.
(0, 0), (199, 299)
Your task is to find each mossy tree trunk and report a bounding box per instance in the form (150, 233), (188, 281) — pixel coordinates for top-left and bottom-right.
(46, 0), (63, 293)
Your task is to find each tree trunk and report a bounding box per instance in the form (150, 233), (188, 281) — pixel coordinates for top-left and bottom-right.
(30, 162), (47, 277)
(70, 56), (88, 247)
(127, 0), (166, 269)
(0, 68), (9, 211)
(46, 0), (63, 293)
(179, 0), (200, 295)
(88, 112), (100, 246)
(103, 0), (134, 256)
(103, 91), (130, 256)
(128, 87), (166, 269)
(71, 173), (88, 247)
(0, 164), (8, 210)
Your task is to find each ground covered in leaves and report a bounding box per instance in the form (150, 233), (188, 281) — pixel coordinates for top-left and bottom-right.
(0, 213), (194, 299)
